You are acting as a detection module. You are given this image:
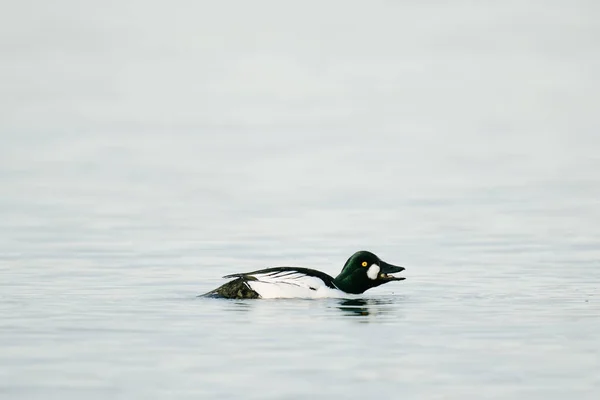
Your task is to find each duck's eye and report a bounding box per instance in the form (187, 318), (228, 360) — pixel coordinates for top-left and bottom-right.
(361, 261), (368, 267)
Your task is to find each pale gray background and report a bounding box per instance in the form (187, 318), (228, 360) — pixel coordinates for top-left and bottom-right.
(1, 1), (599, 399)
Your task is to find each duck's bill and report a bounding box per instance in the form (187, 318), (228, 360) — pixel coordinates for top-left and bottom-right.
(378, 261), (406, 281)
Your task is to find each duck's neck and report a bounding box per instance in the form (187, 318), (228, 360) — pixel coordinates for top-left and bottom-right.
(333, 274), (365, 294)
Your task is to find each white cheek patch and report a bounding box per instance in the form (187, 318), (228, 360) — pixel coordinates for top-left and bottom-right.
(367, 264), (380, 280)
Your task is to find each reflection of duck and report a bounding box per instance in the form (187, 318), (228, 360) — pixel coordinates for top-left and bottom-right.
(338, 298), (397, 316)
(202, 251), (405, 299)
(338, 299), (372, 316)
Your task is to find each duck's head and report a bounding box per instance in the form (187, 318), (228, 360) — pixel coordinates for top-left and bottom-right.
(333, 251), (405, 294)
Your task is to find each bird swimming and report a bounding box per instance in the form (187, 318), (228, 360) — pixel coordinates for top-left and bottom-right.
(201, 250), (406, 299)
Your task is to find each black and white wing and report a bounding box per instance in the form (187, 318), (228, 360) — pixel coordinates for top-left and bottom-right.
(223, 267), (340, 299)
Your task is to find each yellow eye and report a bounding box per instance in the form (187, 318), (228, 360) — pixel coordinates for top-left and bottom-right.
(361, 261), (368, 267)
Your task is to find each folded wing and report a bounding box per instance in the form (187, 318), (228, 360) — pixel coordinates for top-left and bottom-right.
(224, 267), (338, 298)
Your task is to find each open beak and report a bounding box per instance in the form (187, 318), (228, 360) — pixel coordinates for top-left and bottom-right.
(379, 260), (405, 281)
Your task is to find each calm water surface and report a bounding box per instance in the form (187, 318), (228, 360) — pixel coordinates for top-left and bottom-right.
(1, 1), (600, 399)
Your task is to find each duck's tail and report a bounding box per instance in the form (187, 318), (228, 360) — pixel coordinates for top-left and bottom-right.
(198, 278), (260, 299)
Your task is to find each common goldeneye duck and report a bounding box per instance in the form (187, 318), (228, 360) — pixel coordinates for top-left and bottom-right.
(202, 250), (405, 299)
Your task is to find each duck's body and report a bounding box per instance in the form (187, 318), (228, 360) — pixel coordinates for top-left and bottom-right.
(204, 267), (348, 299)
(202, 251), (405, 299)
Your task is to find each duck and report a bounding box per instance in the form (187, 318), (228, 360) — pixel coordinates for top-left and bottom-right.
(201, 250), (405, 299)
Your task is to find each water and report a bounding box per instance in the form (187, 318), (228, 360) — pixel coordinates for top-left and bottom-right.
(1, 1), (599, 399)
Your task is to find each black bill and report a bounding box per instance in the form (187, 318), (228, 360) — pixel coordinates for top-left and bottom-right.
(379, 260), (406, 281)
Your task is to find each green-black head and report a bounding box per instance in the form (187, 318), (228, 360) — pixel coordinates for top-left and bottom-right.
(333, 250), (405, 294)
